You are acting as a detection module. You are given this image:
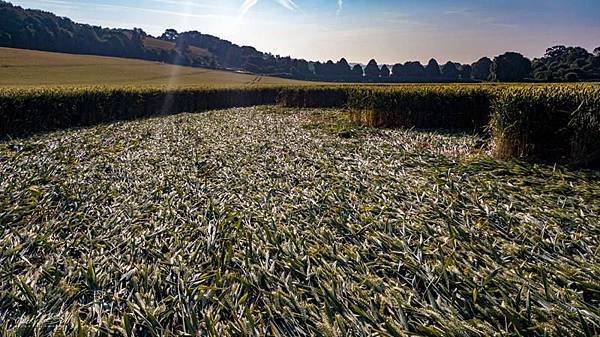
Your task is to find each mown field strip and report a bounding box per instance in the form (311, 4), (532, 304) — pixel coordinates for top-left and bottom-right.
(1, 107), (599, 336)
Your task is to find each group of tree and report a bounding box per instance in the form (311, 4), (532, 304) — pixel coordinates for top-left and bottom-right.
(0, 2), (213, 67)
(1, 1), (599, 83)
(308, 54), (535, 83)
(531, 45), (600, 81)
(0, 2), (144, 59)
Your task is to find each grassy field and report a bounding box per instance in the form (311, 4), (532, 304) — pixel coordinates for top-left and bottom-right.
(0, 48), (307, 87)
(1, 107), (598, 336)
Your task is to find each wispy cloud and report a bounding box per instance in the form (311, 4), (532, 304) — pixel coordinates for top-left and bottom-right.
(95, 3), (227, 20)
(239, 0), (346, 18)
(276, 0), (299, 10)
(239, 0), (299, 18)
(239, 0), (259, 18)
(148, 0), (230, 10)
(444, 8), (473, 16)
(337, 0), (343, 15)
(444, 7), (517, 29)
(18, 0), (75, 7)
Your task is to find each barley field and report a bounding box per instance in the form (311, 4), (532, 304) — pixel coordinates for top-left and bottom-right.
(0, 48), (306, 87)
(1, 107), (598, 336)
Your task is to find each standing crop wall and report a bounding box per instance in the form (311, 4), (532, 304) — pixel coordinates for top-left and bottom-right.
(1, 84), (598, 167)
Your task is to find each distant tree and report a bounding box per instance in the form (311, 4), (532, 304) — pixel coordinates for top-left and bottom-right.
(314, 60), (340, 79)
(160, 29), (179, 41)
(336, 58), (352, 80)
(243, 56), (268, 73)
(364, 59), (380, 79)
(291, 59), (313, 79)
(471, 57), (492, 81)
(323, 60), (337, 79)
(175, 38), (190, 52)
(0, 32), (11, 45)
(133, 28), (147, 37)
(459, 64), (472, 80)
(441, 61), (460, 79)
(531, 59), (551, 81)
(129, 28), (146, 44)
(403, 61), (426, 78)
(565, 72), (579, 82)
(351, 64), (364, 79)
(531, 46), (598, 81)
(391, 63), (405, 78)
(491, 52), (532, 82)
(425, 58), (441, 78)
(312, 61), (323, 77)
(593, 48), (600, 71)
(13, 1), (600, 83)
(0, 1), (155, 60)
(380, 64), (390, 78)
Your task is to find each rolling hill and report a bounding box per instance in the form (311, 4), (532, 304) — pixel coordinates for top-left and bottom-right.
(141, 36), (212, 60)
(0, 47), (309, 87)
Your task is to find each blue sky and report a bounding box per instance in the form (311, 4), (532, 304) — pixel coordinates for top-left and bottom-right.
(9, 0), (600, 64)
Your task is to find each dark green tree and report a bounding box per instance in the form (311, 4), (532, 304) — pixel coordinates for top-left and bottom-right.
(459, 64), (472, 80)
(441, 61), (460, 79)
(532, 46), (598, 81)
(313, 61), (325, 78)
(0, 32), (11, 44)
(351, 64), (364, 80)
(565, 72), (578, 81)
(364, 59), (380, 79)
(380, 64), (390, 78)
(593, 47), (600, 70)
(391, 63), (404, 78)
(531, 59), (551, 81)
(324, 60), (337, 78)
(291, 59), (313, 79)
(160, 29), (179, 41)
(471, 57), (492, 81)
(491, 52), (532, 82)
(403, 61), (425, 78)
(336, 58), (352, 79)
(425, 58), (441, 78)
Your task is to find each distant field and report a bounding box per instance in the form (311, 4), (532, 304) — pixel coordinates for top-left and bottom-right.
(141, 36), (213, 59)
(0, 48), (308, 87)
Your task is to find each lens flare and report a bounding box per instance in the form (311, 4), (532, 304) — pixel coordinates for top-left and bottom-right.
(161, 1), (195, 113)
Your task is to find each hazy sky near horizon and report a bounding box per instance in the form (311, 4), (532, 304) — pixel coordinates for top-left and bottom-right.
(9, 0), (600, 64)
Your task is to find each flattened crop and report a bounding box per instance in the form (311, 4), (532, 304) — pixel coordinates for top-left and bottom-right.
(1, 107), (599, 336)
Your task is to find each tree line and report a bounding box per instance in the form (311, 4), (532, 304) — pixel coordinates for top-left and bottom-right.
(0, 2), (213, 67)
(1, 1), (599, 83)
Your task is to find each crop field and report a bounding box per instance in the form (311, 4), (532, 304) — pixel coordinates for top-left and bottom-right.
(0, 48), (306, 87)
(1, 106), (599, 336)
(2, 83), (598, 167)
